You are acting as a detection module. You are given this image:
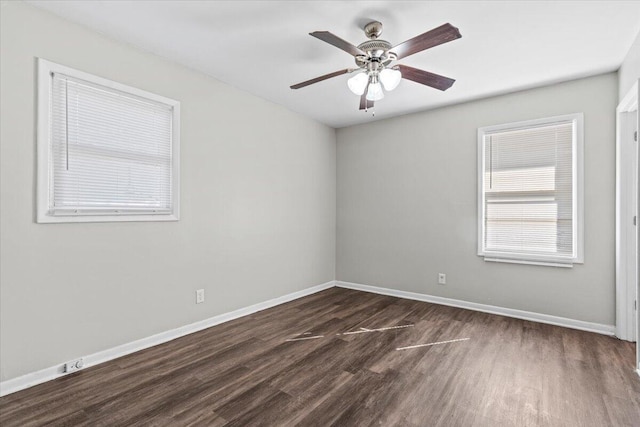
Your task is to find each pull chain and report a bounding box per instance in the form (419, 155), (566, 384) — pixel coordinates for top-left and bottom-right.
(364, 106), (376, 117)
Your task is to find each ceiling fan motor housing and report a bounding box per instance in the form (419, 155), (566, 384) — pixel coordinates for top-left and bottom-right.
(355, 39), (395, 70)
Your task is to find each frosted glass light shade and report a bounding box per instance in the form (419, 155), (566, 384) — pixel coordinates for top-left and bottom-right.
(347, 72), (369, 95)
(380, 68), (401, 91)
(366, 82), (384, 101)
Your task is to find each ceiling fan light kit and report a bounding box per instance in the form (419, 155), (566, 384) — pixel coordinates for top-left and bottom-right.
(379, 68), (401, 91)
(366, 77), (384, 101)
(291, 20), (462, 112)
(347, 71), (368, 95)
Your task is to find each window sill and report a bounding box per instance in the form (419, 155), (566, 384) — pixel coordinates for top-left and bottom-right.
(481, 256), (576, 268)
(36, 213), (179, 224)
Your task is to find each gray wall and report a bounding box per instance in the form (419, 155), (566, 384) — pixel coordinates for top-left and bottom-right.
(0, 2), (336, 381)
(619, 30), (640, 101)
(337, 73), (618, 326)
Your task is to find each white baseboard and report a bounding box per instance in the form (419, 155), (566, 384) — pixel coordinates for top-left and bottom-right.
(1, 279), (617, 397)
(336, 281), (615, 336)
(0, 280), (335, 397)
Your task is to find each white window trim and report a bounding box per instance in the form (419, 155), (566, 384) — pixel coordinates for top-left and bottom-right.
(36, 58), (180, 223)
(476, 113), (584, 267)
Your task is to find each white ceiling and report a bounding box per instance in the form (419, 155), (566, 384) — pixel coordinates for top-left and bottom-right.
(28, 1), (640, 128)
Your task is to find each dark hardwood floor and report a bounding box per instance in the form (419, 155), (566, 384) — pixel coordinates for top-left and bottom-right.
(1, 287), (638, 426)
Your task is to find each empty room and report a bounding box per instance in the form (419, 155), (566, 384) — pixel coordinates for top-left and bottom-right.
(1, 0), (639, 425)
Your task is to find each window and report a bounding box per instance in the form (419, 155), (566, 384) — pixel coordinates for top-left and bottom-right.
(37, 59), (180, 223)
(477, 114), (583, 267)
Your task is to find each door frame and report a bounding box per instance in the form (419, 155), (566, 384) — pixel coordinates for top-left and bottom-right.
(615, 80), (638, 346)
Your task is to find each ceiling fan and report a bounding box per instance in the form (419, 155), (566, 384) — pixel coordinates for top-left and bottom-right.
(290, 21), (461, 110)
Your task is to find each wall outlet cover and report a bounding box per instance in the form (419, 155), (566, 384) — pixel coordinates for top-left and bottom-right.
(196, 289), (205, 304)
(64, 358), (84, 373)
(438, 273), (446, 285)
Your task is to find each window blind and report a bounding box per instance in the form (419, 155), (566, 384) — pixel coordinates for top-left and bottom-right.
(481, 121), (575, 261)
(49, 73), (174, 215)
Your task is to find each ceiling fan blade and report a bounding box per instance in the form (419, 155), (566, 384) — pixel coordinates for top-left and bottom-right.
(397, 65), (456, 91)
(359, 81), (374, 110)
(390, 23), (461, 60)
(290, 68), (353, 89)
(310, 31), (366, 57)
(359, 94), (374, 110)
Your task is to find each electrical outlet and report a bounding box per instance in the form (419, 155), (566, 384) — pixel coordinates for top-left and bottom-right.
(438, 273), (446, 285)
(64, 358), (84, 373)
(196, 289), (205, 304)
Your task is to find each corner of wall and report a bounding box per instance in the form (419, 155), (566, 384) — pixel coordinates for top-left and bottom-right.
(619, 30), (640, 101)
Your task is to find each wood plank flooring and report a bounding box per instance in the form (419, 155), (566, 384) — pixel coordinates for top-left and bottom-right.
(1, 287), (638, 426)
